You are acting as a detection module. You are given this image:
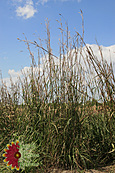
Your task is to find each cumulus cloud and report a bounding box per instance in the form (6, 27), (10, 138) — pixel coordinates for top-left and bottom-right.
(8, 69), (22, 77)
(1, 44), (115, 103)
(2, 44), (115, 85)
(16, 0), (37, 19)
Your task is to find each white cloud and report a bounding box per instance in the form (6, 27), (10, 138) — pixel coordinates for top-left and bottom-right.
(37, 0), (48, 5)
(86, 44), (115, 64)
(16, 0), (37, 19)
(1, 44), (115, 103)
(2, 45), (115, 85)
(8, 69), (22, 77)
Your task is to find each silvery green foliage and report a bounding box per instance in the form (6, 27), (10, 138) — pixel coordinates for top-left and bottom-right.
(19, 141), (40, 170)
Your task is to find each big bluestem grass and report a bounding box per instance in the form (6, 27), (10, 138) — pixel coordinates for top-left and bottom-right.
(0, 11), (115, 172)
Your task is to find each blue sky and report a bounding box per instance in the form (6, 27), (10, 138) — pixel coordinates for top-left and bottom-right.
(0, 0), (115, 79)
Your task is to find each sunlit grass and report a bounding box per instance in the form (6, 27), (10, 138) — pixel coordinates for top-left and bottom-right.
(0, 12), (115, 172)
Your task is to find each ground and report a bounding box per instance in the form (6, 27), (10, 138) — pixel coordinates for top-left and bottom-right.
(49, 163), (115, 173)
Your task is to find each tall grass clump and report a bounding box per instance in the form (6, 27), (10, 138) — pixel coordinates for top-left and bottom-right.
(0, 11), (115, 172)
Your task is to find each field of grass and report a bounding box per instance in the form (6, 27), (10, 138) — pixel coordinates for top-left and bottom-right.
(0, 14), (115, 173)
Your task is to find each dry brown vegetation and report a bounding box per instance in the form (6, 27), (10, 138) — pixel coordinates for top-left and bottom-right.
(0, 11), (115, 173)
